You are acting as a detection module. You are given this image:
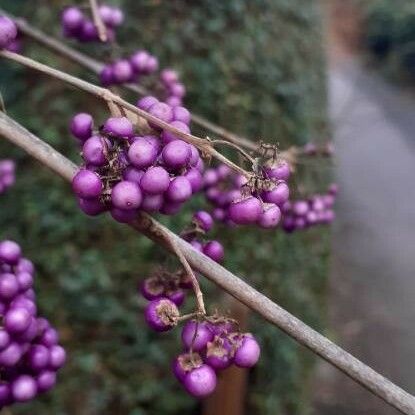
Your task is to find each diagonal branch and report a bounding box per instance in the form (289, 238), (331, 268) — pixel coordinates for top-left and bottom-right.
(0, 49), (250, 178)
(1, 111), (415, 415)
(0, 8), (258, 152)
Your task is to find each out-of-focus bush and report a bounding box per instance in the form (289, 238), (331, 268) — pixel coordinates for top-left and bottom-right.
(0, 0), (328, 414)
(364, 0), (415, 81)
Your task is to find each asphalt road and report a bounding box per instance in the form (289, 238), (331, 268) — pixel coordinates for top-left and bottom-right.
(313, 59), (415, 415)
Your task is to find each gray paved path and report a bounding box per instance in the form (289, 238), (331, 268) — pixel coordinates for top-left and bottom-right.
(313, 59), (415, 415)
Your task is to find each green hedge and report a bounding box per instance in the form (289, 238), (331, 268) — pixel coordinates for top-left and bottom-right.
(0, 1), (328, 414)
(364, 0), (415, 81)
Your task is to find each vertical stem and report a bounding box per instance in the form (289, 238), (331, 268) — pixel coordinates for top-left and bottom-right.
(89, 0), (108, 42)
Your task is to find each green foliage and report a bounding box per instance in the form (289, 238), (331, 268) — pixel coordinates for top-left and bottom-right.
(0, 0), (328, 414)
(363, 0), (415, 82)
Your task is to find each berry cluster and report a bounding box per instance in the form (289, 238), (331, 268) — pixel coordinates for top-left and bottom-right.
(70, 98), (203, 222)
(0, 240), (66, 408)
(173, 321), (260, 398)
(0, 15), (17, 50)
(100, 55), (186, 107)
(0, 160), (15, 195)
(181, 211), (224, 263)
(302, 141), (334, 157)
(100, 50), (159, 87)
(203, 161), (290, 229)
(142, 295), (260, 399)
(282, 184), (338, 232)
(140, 269), (192, 309)
(61, 5), (123, 42)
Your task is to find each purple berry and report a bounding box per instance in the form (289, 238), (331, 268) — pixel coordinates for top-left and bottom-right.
(166, 289), (185, 307)
(128, 137), (160, 169)
(137, 96), (159, 111)
(172, 106), (191, 125)
(165, 96), (182, 107)
(203, 241), (224, 263)
(5, 308), (31, 333)
(148, 102), (173, 129)
(193, 211), (214, 232)
(15, 258), (35, 275)
(49, 345), (66, 370)
(203, 169), (219, 187)
(11, 375), (37, 402)
(144, 298), (179, 332)
(228, 196), (262, 225)
(40, 328), (59, 347)
(78, 197), (106, 216)
(233, 334), (260, 368)
(184, 364), (217, 398)
(265, 161), (290, 181)
(61, 7), (84, 31)
(172, 352), (202, 383)
(100, 65), (113, 86)
(205, 338), (232, 370)
(130, 50), (150, 73)
(141, 194), (164, 212)
(103, 116), (134, 138)
(0, 273), (19, 300)
(111, 181), (142, 210)
(37, 370), (57, 393)
(140, 277), (165, 301)
(0, 16), (18, 49)
(181, 320), (214, 352)
(110, 207), (137, 223)
(262, 181), (289, 206)
(160, 69), (179, 85)
(0, 240), (21, 264)
(82, 135), (110, 166)
(257, 204), (281, 229)
(293, 200), (309, 216)
(162, 140), (191, 169)
(16, 271), (33, 291)
(184, 168), (203, 193)
(72, 169), (103, 199)
(140, 166), (170, 195)
(27, 344), (50, 372)
(0, 330), (10, 351)
(123, 166), (145, 183)
(0, 342), (22, 366)
(10, 297), (37, 316)
(166, 176), (192, 203)
(112, 59), (134, 84)
(70, 113), (93, 141)
(161, 121), (190, 144)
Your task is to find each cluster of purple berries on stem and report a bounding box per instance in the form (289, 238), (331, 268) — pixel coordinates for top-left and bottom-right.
(0, 240), (66, 408)
(143, 297), (260, 399)
(70, 97), (203, 222)
(181, 211), (224, 263)
(203, 158), (290, 229)
(100, 50), (159, 87)
(302, 141), (334, 157)
(0, 160), (15, 195)
(61, 4), (123, 42)
(282, 184), (338, 232)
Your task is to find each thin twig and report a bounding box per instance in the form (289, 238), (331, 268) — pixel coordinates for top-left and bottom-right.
(1, 111), (415, 415)
(156, 227), (206, 315)
(210, 138), (257, 166)
(89, 0), (108, 42)
(0, 8), (258, 151)
(0, 50), (251, 178)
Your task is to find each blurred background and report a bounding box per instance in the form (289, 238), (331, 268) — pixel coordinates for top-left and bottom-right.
(0, 0), (414, 414)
